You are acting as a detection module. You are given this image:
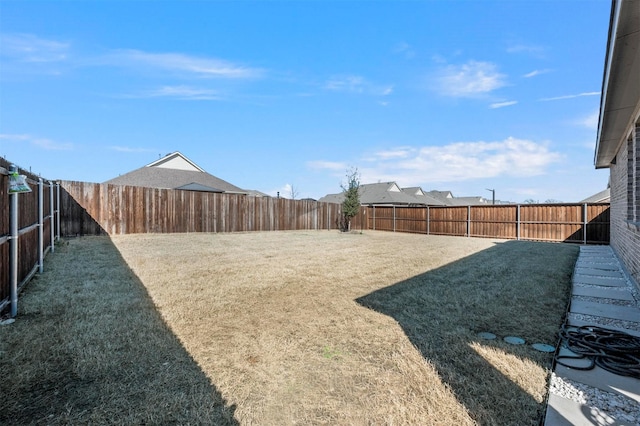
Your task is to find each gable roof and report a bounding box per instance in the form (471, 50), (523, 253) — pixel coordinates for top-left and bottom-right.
(446, 196), (488, 206)
(580, 188), (611, 203)
(105, 152), (246, 194)
(401, 187), (447, 206)
(146, 151), (206, 172)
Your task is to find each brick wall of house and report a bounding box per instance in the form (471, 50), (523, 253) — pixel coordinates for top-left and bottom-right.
(609, 121), (640, 288)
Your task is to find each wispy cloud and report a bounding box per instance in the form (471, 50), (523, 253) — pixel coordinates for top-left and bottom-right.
(267, 183), (297, 199)
(123, 85), (222, 100)
(0, 134), (30, 141)
(490, 101), (518, 109)
(1, 133), (73, 150)
(313, 138), (562, 186)
(100, 49), (264, 79)
(393, 42), (416, 59)
(324, 75), (393, 96)
(578, 110), (600, 131)
(108, 146), (157, 153)
(379, 138), (561, 182)
(507, 43), (546, 57)
(523, 69), (551, 78)
(432, 61), (507, 98)
(307, 160), (348, 171)
(0, 33), (70, 63)
(371, 148), (413, 160)
(540, 91), (600, 101)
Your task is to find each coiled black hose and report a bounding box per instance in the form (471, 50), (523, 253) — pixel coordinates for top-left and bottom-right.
(555, 325), (640, 379)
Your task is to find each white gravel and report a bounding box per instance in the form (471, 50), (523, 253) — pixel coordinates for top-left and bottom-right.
(549, 373), (640, 424)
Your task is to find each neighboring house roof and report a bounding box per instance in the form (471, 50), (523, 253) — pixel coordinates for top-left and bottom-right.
(319, 182), (440, 206)
(244, 189), (270, 197)
(446, 196), (489, 206)
(105, 151), (247, 194)
(595, 0), (640, 168)
(401, 187), (447, 206)
(580, 188), (611, 203)
(319, 183), (507, 206)
(425, 190), (493, 206)
(426, 190), (454, 200)
(175, 182), (224, 193)
(146, 152), (206, 172)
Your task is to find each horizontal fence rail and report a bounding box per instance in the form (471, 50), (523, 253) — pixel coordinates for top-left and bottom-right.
(1, 158), (60, 317)
(59, 181), (365, 236)
(366, 204), (610, 244)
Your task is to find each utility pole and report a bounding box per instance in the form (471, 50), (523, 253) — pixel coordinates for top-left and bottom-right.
(486, 188), (495, 205)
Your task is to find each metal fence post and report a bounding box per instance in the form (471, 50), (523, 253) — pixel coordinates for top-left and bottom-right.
(467, 206), (471, 237)
(373, 206), (376, 230)
(517, 205), (521, 241)
(38, 178), (44, 274)
(9, 165), (19, 318)
(393, 205), (396, 232)
(583, 203), (588, 245)
(56, 182), (60, 241)
(427, 206), (430, 235)
(50, 181), (55, 253)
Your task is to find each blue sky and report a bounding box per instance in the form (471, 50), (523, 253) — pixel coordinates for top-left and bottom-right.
(1, 1), (611, 202)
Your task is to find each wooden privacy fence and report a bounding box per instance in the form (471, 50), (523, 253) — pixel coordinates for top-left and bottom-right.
(59, 181), (361, 236)
(366, 204), (610, 244)
(1, 159), (60, 317)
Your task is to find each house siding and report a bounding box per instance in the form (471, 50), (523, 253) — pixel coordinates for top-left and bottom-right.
(609, 121), (640, 287)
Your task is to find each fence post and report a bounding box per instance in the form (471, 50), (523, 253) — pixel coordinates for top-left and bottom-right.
(583, 203), (588, 245)
(38, 178), (44, 274)
(373, 206), (376, 230)
(9, 165), (19, 318)
(393, 205), (396, 232)
(56, 182), (60, 241)
(50, 182), (55, 253)
(426, 206), (430, 235)
(516, 205), (521, 241)
(467, 206), (471, 237)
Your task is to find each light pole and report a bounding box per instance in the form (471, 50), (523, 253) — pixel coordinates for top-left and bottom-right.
(486, 188), (495, 205)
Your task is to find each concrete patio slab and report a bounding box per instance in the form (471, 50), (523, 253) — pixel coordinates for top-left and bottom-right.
(579, 254), (617, 264)
(580, 248), (614, 253)
(554, 364), (640, 404)
(574, 268), (625, 278)
(545, 394), (621, 426)
(577, 253), (616, 259)
(575, 262), (621, 271)
(580, 245), (612, 251)
(572, 285), (636, 301)
(569, 300), (640, 322)
(573, 276), (628, 287)
(578, 251), (616, 257)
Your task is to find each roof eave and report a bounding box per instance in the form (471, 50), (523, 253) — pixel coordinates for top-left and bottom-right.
(595, 0), (640, 169)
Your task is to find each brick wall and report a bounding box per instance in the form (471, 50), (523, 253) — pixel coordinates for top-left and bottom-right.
(609, 121), (640, 287)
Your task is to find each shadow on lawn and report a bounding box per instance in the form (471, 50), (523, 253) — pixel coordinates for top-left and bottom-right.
(0, 236), (238, 425)
(356, 239), (577, 425)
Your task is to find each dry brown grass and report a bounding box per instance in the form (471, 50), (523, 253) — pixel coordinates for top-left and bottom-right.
(1, 231), (578, 425)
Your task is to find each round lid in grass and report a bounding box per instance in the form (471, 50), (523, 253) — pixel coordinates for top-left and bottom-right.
(477, 332), (497, 340)
(504, 336), (525, 345)
(531, 343), (555, 353)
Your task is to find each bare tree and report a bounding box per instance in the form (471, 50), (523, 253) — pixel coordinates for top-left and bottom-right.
(289, 184), (299, 200)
